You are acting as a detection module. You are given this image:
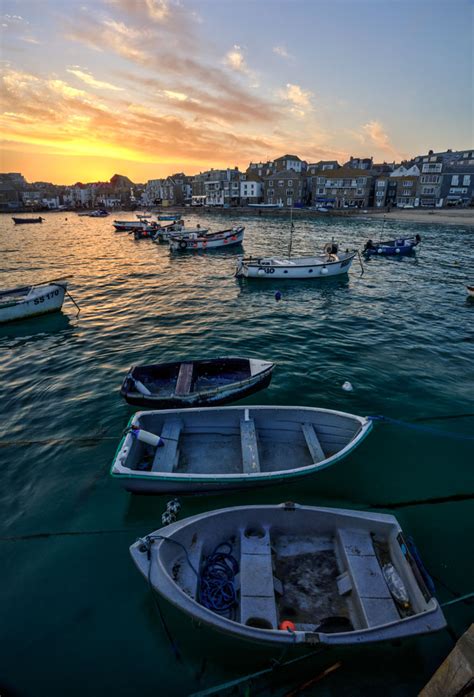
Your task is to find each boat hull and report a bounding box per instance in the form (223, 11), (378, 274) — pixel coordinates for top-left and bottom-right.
(130, 503), (446, 647)
(12, 217), (43, 224)
(110, 405), (372, 494)
(236, 253), (355, 279)
(169, 227), (244, 251)
(0, 283), (67, 324)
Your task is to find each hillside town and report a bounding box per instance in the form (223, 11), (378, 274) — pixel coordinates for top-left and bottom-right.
(1, 148), (473, 213)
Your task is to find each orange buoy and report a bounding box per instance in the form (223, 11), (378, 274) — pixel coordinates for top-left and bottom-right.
(279, 620), (296, 631)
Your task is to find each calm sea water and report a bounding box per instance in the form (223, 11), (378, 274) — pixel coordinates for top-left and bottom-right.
(1, 211), (473, 696)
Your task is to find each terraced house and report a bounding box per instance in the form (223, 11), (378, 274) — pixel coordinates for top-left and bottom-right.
(263, 170), (307, 207)
(312, 167), (375, 208)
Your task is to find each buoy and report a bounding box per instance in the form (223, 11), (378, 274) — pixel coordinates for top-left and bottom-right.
(342, 381), (353, 392)
(130, 426), (164, 447)
(275, 290), (282, 301)
(279, 620), (296, 631)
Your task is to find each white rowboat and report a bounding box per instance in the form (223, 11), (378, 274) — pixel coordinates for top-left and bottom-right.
(236, 249), (356, 279)
(0, 281), (68, 324)
(169, 226), (245, 252)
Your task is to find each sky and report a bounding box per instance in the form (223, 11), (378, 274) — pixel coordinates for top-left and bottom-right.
(0, 0), (473, 184)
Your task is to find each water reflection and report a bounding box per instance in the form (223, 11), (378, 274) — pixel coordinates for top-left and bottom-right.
(0, 312), (73, 343)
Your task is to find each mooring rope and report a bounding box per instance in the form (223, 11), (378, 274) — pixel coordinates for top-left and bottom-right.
(367, 414), (474, 441)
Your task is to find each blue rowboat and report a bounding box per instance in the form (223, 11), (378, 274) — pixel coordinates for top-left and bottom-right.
(363, 234), (421, 257)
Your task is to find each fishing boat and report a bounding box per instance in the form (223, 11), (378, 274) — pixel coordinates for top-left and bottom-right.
(12, 216), (44, 224)
(120, 357), (274, 408)
(130, 502), (446, 647)
(113, 219), (149, 231)
(236, 243), (356, 279)
(153, 222), (199, 243)
(158, 214), (181, 221)
(466, 285), (474, 297)
(169, 226), (245, 252)
(110, 405), (372, 494)
(88, 209), (109, 217)
(0, 279), (68, 324)
(363, 235), (421, 257)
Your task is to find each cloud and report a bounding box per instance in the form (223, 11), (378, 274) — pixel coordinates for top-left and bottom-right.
(277, 83), (313, 116)
(360, 120), (402, 158)
(273, 45), (291, 59)
(67, 68), (124, 91)
(225, 45), (246, 72)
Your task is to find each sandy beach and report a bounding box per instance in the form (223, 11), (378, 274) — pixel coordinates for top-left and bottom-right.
(353, 208), (474, 227)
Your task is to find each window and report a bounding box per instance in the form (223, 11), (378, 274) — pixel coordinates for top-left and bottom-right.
(463, 175), (471, 186)
(287, 197), (293, 206)
(451, 175), (459, 186)
(421, 175), (440, 184)
(421, 187), (435, 195)
(288, 180), (293, 187)
(403, 181), (413, 188)
(356, 188), (364, 195)
(317, 188), (324, 195)
(278, 180), (284, 187)
(376, 191), (385, 198)
(286, 189), (293, 196)
(377, 181), (385, 188)
(422, 163), (442, 173)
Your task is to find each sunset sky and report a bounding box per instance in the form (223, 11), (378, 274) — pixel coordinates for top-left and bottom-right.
(1, 0), (472, 184)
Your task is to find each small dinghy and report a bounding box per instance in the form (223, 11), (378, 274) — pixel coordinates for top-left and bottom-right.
(158, 214), (181, 221)
(130, 503), (446, 647)
(110, 405), (371, 494)
(169, 226), (245, 251)
(120, 357), (274, 408)
(0, 280), (68, 324)
(363, 234), (421, 257)
(12, 216), (44, 224)
(236, 243), (356, 279)
(113, 220), (149, 231)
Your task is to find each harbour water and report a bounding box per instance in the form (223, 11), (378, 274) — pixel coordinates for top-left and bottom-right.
(1, 211), (473, 696)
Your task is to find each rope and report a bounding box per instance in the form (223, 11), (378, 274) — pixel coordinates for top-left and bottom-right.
(368, 415), (474, 442)
(51, 283), (81, 316)
(199, 542), (239, 617)
(441, 592), (474, 608)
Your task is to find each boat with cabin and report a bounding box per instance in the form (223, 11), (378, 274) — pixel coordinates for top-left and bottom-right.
(130, 502), (446, 647)
(236, 243), (356, 279)
(110, 405), (371, 494)
(0, 280), (68, 324)
(120, 357), (274, 408)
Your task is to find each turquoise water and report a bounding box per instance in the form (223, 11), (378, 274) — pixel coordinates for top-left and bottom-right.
(1, 211), (473, 696)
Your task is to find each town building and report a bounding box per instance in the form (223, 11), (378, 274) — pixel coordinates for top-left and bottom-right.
(240, 173), (263, 205)
(312, 167), (376, 208)
(263, 170), (307, 207)
(273, 154), (307, 173)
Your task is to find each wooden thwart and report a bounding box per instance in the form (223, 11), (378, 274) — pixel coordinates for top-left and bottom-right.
(175, 362), (194, 396)
(240, 418), (261, 473)
(302, 422), (326, 463)
(152, 419), (183, 472)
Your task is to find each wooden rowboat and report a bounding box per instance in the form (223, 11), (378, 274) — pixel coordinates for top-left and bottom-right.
(120, 357), (274, 408)
(0, 280), (68, 324)
(110, 405), (372, 494)
(130, 503), (446, 647)
(12, 216), (44, 224)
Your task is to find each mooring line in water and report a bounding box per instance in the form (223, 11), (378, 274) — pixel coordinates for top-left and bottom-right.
(371, 492), (474, 509)
(0, 527), (145, 541)
(441, 592), (474, 608)
(368, 415), (474, 441)
(0, 436), (117, 448)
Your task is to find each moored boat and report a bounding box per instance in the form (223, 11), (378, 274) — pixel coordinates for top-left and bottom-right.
(113, 219), (149, 231)
(158, 214), (181, 221)
(120, 357), (274, 408)
(89, 209), (109, 217)
(169, 226), (245, 252)
(110, 405), (371, 494)
(12, 216), (44, 224)
(130, 502), (446, 647)
(0, 280), (68, 324)
(236, 243), (356, 279)
(363, 235), (421, 257)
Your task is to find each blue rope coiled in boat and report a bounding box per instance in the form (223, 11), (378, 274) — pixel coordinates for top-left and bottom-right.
(199, 541), (239, 617)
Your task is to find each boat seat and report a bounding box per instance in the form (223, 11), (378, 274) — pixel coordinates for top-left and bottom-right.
(151, 419), (183, 473)
(177, 538), (203, 601)
(239, 528), (278, 630)
(302, 422), (326, 463)
(336, 528), (400, 628)
(175, 362), (194, 396)
(240, 418), (260, 474)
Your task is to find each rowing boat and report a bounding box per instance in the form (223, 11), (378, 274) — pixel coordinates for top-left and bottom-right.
(0, 280), (68, 324)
